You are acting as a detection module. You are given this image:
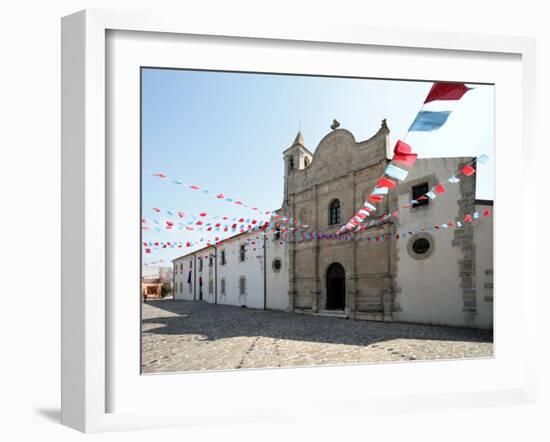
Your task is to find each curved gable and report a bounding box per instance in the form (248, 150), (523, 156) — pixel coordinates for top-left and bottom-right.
(291, 125), (389, 194)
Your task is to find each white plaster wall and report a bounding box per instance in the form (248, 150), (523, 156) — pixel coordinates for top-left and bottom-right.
(194, 247), (216, 303)
(172, 254), (196, 301)
(265, 235), (290, 311)
(394, 158), (467, 327)
(474, 203), (494, 329)
(217, 232), (265, 309)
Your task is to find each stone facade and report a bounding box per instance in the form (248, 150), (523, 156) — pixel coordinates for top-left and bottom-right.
(283, 123), (393, 319)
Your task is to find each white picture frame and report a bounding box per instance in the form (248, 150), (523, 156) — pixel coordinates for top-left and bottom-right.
(61, 9), (537, 433)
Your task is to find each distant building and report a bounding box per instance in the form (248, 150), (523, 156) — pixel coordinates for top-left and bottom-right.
(172, 121), (493, 329)
(141, 266), (173, 300)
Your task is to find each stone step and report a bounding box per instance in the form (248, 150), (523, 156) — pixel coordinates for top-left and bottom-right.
(316, 310), (349, 318)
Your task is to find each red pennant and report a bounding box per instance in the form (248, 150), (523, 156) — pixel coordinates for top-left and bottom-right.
(186, 242), (191, 247)
(152, 173), (167, 178)
(196, 220), (203, 225)
(189, 185), (200, 190)
(368, 194), (383, 203)
(483, 210), (491, 217)
(199, 212), (207, 217)
(424, 82), (471, 103)
(216, 193), (225, 199)
(394, 140), (412, 155)
(377, 176), (397, 189)
(145, 248), (151, 254)
(464, 214), (473, 222)
(152, 208), (160, 212)
(434, 184), (446, 194)
(177, 211), (185, 218)
(461, 164), (476, 176)
(392, 152), (417, 168)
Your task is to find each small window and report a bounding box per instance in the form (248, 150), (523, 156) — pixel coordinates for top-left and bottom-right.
(179, 281), (183, 293)
(180, 263), (183, 272)
(412, 183), (429, 208)
(209, 256), (213, 267)
(239, 276), (246, 295)
(289, 157), (294, 170)
(329, 199), (341, 225)
(304, 157), (310, 168)
(273, 223), (281, 240)
(221, 250), (226, 265)
(220, 278), (226, 295)
(199, 258), (203, 271)
(412, 238), (431, 255)
(272, 258), (282, 272)
(208, 279), (213, 294)
(190, 260), (192, 269)
(239, 244), (246, 262)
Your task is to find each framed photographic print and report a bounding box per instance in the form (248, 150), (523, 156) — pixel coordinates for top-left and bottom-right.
(61, 9), (537, 433)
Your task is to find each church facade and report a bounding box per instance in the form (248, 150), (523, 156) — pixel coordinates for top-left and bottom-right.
(173, 121), (493, 329)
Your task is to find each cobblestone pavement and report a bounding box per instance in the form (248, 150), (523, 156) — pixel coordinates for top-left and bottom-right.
(141, 300), (493, 374)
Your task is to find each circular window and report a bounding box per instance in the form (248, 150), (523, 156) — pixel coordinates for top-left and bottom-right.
(272, 258), (282, 272)
(412, 238), (431, 254)
(406, 233), (435, 260)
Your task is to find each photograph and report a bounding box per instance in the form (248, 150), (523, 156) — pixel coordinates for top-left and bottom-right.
(140, 68), (494, 374)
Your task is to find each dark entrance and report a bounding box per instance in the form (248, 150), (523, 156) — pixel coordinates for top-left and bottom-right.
(326, 263), (346, 310)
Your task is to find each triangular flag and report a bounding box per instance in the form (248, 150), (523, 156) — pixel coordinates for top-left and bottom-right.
(461, 164), (476, 176)
(424, 82), (471, 104)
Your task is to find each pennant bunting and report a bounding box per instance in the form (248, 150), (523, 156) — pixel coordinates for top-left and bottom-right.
(408, 111), (451, 132)
(424, 82), (471, 104)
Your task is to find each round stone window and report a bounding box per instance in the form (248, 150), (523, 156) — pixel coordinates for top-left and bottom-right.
(412, 238), (430, 254)
(272, 258), (282, 272)
(406, 233), (435, 260)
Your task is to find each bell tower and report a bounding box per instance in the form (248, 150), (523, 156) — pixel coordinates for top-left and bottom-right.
(282, 131), (313, 209)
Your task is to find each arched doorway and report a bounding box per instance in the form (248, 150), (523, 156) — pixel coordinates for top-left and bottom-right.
(326, 263), (346, 310)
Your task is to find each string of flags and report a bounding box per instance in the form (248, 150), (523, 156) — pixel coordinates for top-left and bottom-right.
(349, 154), (490, 232)
(408, 83), (471, 132)
(338, 81), (473, 234)
(144, 170), (275, 215)
(143, 172), (312, 235)
(142, 209), (309, 233)
(144, 152), (488, 239)
(143, 208), (492, 262)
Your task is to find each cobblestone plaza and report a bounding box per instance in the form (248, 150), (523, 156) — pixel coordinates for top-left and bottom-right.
(141, 300), (493, 373)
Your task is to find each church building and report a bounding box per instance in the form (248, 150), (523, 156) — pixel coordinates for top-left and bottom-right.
(173, 120), (493, 329)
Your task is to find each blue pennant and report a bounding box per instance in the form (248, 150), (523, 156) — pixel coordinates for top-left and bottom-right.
(409, 111), (451, 132)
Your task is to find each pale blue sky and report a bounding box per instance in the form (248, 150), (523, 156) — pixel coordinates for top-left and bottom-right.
(141, 68), (494, 264)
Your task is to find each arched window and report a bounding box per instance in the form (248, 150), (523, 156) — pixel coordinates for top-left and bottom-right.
(329, 199), (341, 225)
(304, 157), (310, 168)
(289, 157), (294, 171)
